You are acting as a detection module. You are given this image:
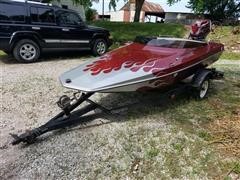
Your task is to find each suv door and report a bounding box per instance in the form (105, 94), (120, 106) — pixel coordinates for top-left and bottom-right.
(29, 5), (63, 48)
(55, 10), (92, 49)
(0, 1), (26, 51)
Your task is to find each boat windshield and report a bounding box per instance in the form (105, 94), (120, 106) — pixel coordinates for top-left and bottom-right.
(134, 36), (207, 48)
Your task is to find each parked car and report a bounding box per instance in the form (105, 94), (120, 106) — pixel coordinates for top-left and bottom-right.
(0, 0), (113, 63)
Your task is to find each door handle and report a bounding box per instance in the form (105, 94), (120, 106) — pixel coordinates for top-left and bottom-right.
(32, 27), (41, 30)
(62, 28), (70, 32)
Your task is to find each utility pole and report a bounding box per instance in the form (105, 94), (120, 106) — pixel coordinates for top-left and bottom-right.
(102, 0), (105, 21)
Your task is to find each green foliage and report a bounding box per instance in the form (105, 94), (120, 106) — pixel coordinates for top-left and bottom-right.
(108, 0), (119, 11)
(167, 0), (181, 5)
(168, 0), (240, 21)
(85, 8), (97, 21)
(188, 0), (240, 20)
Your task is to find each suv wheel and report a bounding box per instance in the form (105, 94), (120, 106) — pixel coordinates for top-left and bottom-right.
(92, 39), (107, 56)
(13, 39), (40, 63)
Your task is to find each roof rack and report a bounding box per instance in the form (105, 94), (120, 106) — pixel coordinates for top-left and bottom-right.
(9, 0), (52, 6)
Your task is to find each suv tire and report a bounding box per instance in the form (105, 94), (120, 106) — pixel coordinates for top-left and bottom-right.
(13, 39), (40, 63)
(92, 38), (107, 56)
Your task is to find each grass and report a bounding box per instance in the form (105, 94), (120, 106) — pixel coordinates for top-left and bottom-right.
(87, 61), (239, 179)
(221, 51), (240, 60)
(0, 50), (5, 56)
(89, 21), (186, 43)
(146, 148), (159, 158)
(91, 22), (239, 60)
(208, 26), (240, 60)
(233, 163), (240, 174)
(208, 26), (240, 50)
(113, 62), (239, 178)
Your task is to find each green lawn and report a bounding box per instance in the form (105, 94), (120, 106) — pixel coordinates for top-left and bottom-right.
(221, 51), (240, 60)
(0, 50), (5, 56)
(89, 21), (186, 43)
(91, 22), (239, 60)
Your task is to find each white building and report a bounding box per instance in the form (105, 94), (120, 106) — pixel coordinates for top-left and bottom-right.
(165, 12), (206, 25)
(52, 0), (86, 21)
(108, 0), (164, 23)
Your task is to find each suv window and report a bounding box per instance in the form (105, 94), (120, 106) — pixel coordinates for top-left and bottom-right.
(30, 7), (55, 24)
(56, 10), (82, 26)
(0, 2), (25, 22)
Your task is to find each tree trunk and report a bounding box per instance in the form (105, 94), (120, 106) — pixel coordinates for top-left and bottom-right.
(134, 0), (145, 22)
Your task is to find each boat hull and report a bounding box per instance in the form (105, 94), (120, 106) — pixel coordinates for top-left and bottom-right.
(97, 51), (222, 92)
(60, 38), (224, 93)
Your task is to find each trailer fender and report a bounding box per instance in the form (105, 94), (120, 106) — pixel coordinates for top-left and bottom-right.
(191, 69), (212, 88)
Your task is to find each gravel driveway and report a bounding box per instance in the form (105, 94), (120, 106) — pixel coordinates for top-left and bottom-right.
(0, 56), (239, 179)
(0, 56), (158, 179)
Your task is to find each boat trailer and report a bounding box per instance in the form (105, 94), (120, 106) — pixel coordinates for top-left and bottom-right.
(10, 68), (224, 145)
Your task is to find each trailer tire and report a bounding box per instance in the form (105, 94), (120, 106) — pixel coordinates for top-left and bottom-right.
(194, 77), (210, 100)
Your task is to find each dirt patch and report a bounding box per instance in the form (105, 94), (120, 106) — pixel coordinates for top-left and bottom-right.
(209, 26), (240, 53)
(208, 112), (240, 158)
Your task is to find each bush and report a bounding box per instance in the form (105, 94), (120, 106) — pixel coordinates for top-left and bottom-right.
(85, 8), (97, 22)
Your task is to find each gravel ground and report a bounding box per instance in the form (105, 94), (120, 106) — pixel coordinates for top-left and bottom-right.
(0, 55), (239, 179)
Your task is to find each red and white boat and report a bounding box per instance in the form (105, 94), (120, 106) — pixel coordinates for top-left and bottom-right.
(60, 36), (224, 92)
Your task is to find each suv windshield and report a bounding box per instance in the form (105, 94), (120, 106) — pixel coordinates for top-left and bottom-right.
(134, 36), (206, 49)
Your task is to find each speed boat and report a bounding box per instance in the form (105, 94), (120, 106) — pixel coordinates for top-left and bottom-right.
(60, 36), (224, 92)
(10, 20), (225, 145)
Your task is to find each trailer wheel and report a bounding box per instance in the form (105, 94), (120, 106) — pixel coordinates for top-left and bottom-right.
(194, 77), (210, 100)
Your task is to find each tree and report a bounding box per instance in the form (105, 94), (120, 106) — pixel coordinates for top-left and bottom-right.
(108, 0), (145, 22)
(85, 8), (97, 21)
(133, 0), (145, 22)
(168, 0), (240, 21)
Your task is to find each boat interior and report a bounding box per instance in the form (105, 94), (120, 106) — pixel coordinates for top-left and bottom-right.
(134, 36), (207, 49)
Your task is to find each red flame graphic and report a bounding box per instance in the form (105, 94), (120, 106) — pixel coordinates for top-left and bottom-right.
(83, 43), (177, 90)
(84, 55), (168, 76)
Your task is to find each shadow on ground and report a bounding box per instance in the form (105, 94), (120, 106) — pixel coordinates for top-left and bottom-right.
(24, 89), (206, 146)
(0, 50), (93, 64)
